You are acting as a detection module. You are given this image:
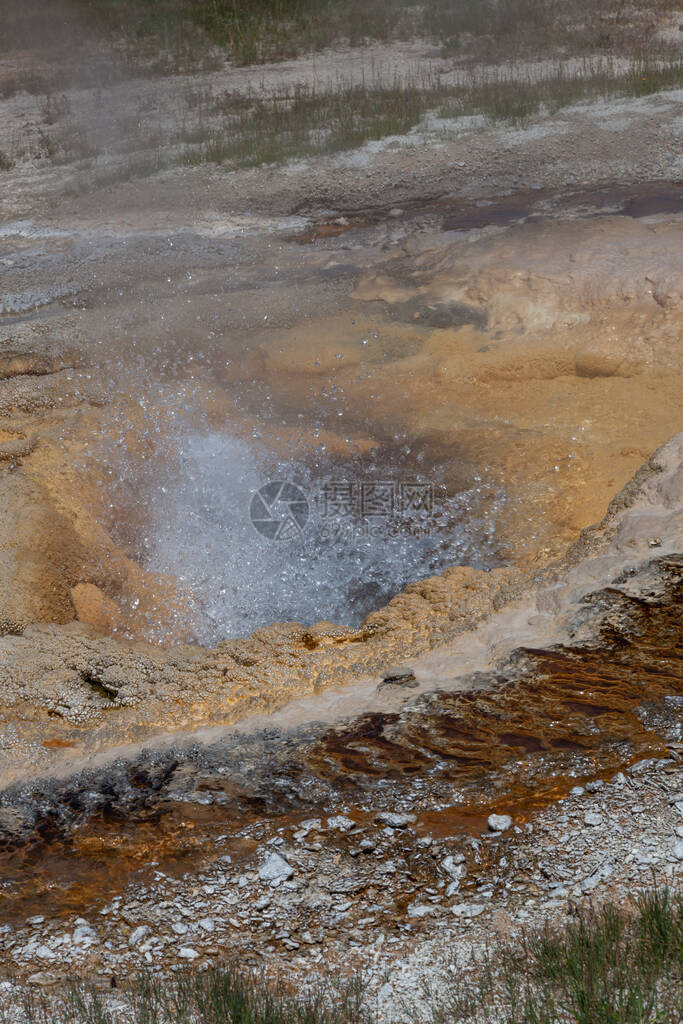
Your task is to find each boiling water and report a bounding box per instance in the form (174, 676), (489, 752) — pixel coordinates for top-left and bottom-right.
(123, 426), (506, 646)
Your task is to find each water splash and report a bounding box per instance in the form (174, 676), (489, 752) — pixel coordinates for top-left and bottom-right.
(133, 428), (506, 646)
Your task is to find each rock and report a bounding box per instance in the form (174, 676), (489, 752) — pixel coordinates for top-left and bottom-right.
(178, 947), (200, 960)
(359, 838), (377, 852)
(581, 863), (614, 893)
(488, 814), (513, 833)
(570, 786), (585, 797)
(585, 780), (604, 793)
(629, 759), (658, 775)
(293, 818), (321, 840)
(675, 825), (683, 839)
(635, 851), (660, 866)
(375, 812), (416, 828)
(70, 583), (122, 632)
(27, 972), (59, 987)
(451, 903), (485, 919)
(376, 860), (398, 875)
(378, 670), (418, 689)
(584, 812), (603, 827)
(258, 852), (294, 882)
(327, 878), (366, 895)
(26, 916), (45, 926)
(441, 854), (466, 879)
(172, 922), (188, 935)
(445, 881), (462, 897)
(673, 840), (683, 862)
(73, 924), (98, 944)
(574, 337), (647, 379)
(490, 909), (515, 938)
(407, 904), (435, 918)
(129, 925), (152, 947)
(299, 818), (322, 831)
(326, 815), (355, 832)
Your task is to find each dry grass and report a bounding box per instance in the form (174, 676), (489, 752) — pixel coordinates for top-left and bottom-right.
(3, 965), (369, 1024)
(1, 0), (680, 84)
(37, 56), (679, 189)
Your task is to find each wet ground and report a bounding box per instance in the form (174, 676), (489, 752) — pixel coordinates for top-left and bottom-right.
(290, 180), (682, 238)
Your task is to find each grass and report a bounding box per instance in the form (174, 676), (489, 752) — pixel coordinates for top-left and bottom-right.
(1, 0), (681, 75)
(1, 889), (680, 1022)
(419, 887), (683, 1024)
(1, 965), (368, 1024)
(99, 57), (683, 182)
(421, 0), (681, 58)
(2, 46), (680, 186)
(3, 0), (415, 70)
(434, 59), (683, 125)
(1, 3), (681, 188)
(177, 77), (430, 167)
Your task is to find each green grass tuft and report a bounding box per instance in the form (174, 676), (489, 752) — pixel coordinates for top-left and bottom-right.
(421, 886), (683, 1024)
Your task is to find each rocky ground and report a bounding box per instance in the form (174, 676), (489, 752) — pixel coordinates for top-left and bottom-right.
(1, 731), (681, 1018)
